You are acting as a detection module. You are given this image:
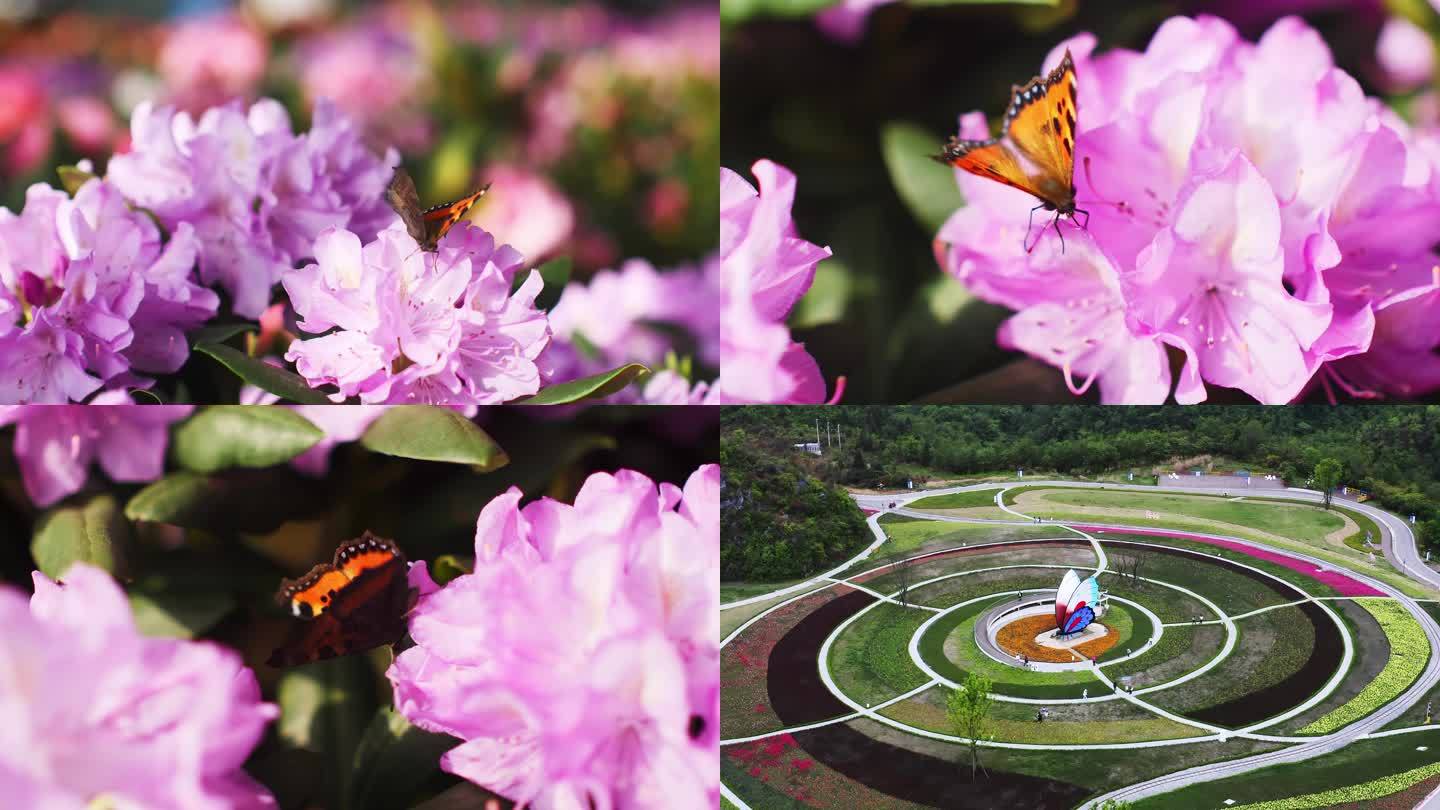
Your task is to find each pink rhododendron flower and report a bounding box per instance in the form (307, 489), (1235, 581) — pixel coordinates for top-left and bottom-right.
(0, 400), (192, 506)
(0, 564), (277, 808)
(1377, 17), (1434, 91)
(816, 0), (896, 43)
(294, 17), (432, 152)
(282, 223), (551, 408)
(0, 177), (219, 402)
(388, 465), (719, 809)
(718, 160), (840, 403)
(158, 13), (268, 111)
(466, 164), (575, 263)
(107, 98), (398, 318)
(937, 15), (1440, 402)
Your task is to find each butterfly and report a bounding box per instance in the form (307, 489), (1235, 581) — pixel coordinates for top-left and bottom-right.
(385, 167), (491, 253)
(267, 532), (417, 668)
(934, 50), (1087, 253)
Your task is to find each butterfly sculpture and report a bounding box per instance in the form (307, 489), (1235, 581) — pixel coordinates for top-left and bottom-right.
(267, 532), (417, 667)
(934, 50), (1087, 253)
(385, 167), (491, 253)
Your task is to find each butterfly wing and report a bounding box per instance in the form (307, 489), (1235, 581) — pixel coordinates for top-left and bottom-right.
(935, 50), (1078, 210)
(386, 168), (430, 247)
(421, 184), (491, 249)
(267, 533), (415, 668)
(937, 137), (1049, 200)
(998, 50), (1078, 208)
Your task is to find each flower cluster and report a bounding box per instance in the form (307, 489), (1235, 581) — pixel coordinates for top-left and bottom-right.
(938, 15), (1440, 403)
(719, 160), (841, 403)
(547, 255), (718, 402)
(388, 465), (720, 808)
(0, 402), (192, 506)
(0, 177), (218, 402)
(107, 97), (398, 319)
(0, 564), (277, 808)
(282, 223), (551, 408)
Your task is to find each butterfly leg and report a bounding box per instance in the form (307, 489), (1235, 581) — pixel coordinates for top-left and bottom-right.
(1074, 208), (1091, 230)
(1023, 204), (1045, 253)
(1052, 211), (1066, 255)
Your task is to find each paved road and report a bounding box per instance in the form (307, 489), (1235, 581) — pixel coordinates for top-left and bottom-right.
(850, 480), (1440, 808)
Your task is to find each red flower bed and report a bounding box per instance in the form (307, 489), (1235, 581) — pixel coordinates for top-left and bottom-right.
(1077, 525), (1384, 596)
(721, 586), (850, 739)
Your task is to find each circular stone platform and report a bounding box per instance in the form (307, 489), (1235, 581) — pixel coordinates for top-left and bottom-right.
(995, 612), (1117, 662)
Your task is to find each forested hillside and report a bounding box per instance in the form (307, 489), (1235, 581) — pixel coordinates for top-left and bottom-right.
(721, 406), (1440, 552)
(721, 432), (870, 581)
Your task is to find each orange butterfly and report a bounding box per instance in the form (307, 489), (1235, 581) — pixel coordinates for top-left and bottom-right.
(934, 50), (1087, 253)
(386, 167), (491, 253)
(267, 532), (417, 668)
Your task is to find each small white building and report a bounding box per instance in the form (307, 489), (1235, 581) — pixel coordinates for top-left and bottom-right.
(794, 442), (821, 456)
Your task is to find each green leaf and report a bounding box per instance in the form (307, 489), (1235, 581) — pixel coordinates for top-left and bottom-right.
(790, 259), (854, 330)
(516, 363), (650, 405)
(909, 0), (1058, 5)
(430, 554), (472, 585)
(128, 590), (235, 638)
(57, 164), (96, 195)
(171, 406), (325, 473)
(881, 121), (966, 233)
(514, 256), (572, 311)
(360, 406), (509, 470)
(721, 0), (834, 24)
(194, 342), (334, 404)
(189, 322), (256, 346)
(31, 493), (130, 579)
(277, 657), (377, 810)
(125, 470), (324, 533)
(346, 707), (460, 810)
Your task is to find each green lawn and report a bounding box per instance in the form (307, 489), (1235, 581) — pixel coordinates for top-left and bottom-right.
(828, 603), (933, 707)
(1145, 604), (1317, 722)
(721, 579), (809, 604)
(1032, 489), (1347, 545)
(907, 489), (1003, 510)
(1099, 573), (1219, 623)
(1103, 624), (1229, 690)
(1131, 729), (1440, 808)
(1019, 489), (1432, 597)
(873, 519), (1063, 558)
(877, 684), (1202, 743)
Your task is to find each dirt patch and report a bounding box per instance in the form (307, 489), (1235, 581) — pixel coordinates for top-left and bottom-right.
(996, 614), (1117, 663)
(768, 589), (877, 726)
(791, 721), (1090, 809)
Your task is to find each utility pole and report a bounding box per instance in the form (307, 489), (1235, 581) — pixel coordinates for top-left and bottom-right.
(838, 425), (843, 452)
(815, 419), (820, 449)
(826, 421), (831, 448)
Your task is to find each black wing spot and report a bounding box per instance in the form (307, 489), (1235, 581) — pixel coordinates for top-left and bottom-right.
(1065, 111), (1076, 133)
(1063, 138), (1073, 155)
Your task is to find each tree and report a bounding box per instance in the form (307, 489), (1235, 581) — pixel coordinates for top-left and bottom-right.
(947, 673), (994, 779)
(1314, 458), (1343, 509)
(886, 550), (915, 607)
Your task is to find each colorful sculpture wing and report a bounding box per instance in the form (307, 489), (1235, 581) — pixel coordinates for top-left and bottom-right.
(1055, 569), (1081, 627)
